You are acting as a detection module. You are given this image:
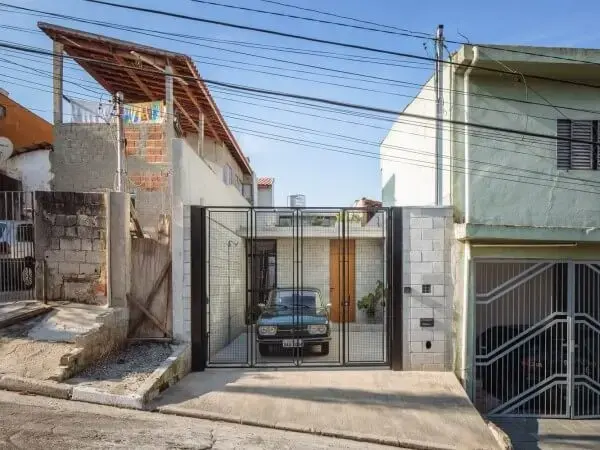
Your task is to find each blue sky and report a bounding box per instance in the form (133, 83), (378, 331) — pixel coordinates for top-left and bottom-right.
(2, 0), (600, 205)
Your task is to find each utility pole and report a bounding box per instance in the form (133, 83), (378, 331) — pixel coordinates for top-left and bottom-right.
(434, 24), (444, 205)
(115, 91), (125, 192)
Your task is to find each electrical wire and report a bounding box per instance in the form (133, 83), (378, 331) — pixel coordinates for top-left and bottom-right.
(84, 0), (600, 90)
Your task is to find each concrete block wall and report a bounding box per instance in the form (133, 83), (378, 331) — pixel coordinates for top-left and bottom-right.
(52, 123), (169, 237)
(402, 206), (454, 371)
(34, 191), (108, 305)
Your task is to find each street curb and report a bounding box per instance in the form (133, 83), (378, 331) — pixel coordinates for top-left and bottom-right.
(486, 421), (513, 450)
(0, 374), (72, 400)
(71, 343), (190, 411)
(156, 406), (455, 450)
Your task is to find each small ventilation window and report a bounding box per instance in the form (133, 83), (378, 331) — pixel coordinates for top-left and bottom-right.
(422, 284), (432, 294)
(0, 105), (6, 119)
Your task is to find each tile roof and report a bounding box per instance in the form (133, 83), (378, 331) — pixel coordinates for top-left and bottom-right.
(257, 177), (274, 187)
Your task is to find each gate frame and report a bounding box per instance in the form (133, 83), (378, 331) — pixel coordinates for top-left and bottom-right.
(189, 205), (404, 371)
(472, 258), (600, 419)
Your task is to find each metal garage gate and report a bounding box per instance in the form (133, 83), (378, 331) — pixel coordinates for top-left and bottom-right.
(199, 206), (391, 368)
(474, 260), (600, 418)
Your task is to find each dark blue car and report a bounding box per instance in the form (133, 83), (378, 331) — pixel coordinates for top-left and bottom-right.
(256, 287), (331, 356)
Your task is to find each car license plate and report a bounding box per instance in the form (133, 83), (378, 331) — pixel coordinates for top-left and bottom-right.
(282, 339), (303, 348)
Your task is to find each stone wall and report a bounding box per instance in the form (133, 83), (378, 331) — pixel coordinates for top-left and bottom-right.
(402, 206), (454, 371)
(35, 191), (108, 305)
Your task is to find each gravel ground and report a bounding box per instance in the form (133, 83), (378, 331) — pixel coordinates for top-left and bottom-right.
(69, 342), (173, 394)
(0, 390), (398, 449)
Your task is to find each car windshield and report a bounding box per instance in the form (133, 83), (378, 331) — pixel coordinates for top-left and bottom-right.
(271, 290), (319, 309)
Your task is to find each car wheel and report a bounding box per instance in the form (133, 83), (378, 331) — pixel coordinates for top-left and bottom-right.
(320, 342), (329, 356)
(258, 343), (270, 357)
(21, 264), (34, 290)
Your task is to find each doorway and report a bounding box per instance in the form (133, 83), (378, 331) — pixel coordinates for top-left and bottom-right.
(329, 239), (356, 323)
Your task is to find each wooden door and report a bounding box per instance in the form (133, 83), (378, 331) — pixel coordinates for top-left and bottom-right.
(329, 239), (356, 323)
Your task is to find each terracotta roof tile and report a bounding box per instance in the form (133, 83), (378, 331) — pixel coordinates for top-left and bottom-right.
(257, 177), (274, 187)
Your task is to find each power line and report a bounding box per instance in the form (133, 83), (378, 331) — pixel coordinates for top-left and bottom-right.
(85, 0), (600, 90)
(1, 40), (596, 146)
(2, 11), (600, 117)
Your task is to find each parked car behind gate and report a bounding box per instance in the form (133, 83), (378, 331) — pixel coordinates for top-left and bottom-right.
(256, 287), (331, 356)
(0, 220), (35, 291)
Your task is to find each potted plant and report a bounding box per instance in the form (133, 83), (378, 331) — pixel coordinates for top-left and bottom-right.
(357, 280), (386, 324)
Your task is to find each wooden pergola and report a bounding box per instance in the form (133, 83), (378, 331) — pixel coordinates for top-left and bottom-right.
(39, 21), (252, 175)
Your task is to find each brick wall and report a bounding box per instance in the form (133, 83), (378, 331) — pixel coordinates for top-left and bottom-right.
(35, 191), (108, 305)
(402, 206), (454, 371)
(52, 123), (170, 237)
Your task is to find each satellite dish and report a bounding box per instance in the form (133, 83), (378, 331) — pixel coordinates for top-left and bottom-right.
(0, 137), (13, 163)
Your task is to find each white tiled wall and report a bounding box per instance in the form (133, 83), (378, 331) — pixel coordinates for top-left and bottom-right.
(402, 207), (454, 371)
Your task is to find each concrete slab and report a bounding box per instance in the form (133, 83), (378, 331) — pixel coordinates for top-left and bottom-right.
(0, 301), (50, 328)
(494, 418), (600, 450)
(154, 369), (500, 450)
(27, 304), (105, 343)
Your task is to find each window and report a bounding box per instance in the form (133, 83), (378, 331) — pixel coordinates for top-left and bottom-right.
(0, 105), (5, 119)
(16, 224), (33, 242)
(557, 120), (599, 170)
(222, 164), (233, 185)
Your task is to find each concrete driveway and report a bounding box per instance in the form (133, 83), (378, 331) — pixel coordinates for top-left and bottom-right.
(494, 418), (600, 450)
(153, 369), (500, 450)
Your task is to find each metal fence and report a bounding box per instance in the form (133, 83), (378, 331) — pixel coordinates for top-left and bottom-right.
(0, 191), (35, 302)
(201, 206), (390, 368)
(474, 260), (600, 419)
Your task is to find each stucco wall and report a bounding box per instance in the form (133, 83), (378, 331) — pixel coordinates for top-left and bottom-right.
(0, 151), (53, 191)
(0, 93), (53, 150)
(173, 138), (250, 342)
(458, 75), (600, 228)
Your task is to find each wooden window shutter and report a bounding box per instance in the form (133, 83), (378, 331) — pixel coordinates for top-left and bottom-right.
(570, 120), (594, 169)
(556, 119), (571, 170)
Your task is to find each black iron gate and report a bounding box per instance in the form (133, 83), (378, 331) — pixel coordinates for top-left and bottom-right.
(194, 206), (394, 368)
(0, 191), (35, 301)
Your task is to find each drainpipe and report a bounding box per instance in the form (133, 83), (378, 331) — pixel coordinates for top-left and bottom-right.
(461, 46), (478, 393)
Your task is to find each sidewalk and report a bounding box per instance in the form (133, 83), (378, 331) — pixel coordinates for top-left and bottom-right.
(153, 369), (501, 450)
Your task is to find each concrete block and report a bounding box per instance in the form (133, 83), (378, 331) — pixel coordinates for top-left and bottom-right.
(408, 250), (421, 262)
(411, 217), (433, 229)
(421, 363), (444, 371)
(79, 263), (100, 275)
(410, 274), (423, 285)
(92, 239), (105, 251)
(0, 375), (72, 399)
(50, 238), (61, 250)
(422, 273), (445, 284)
(77, 227), (95, 239)
(81, 239), (93, 251)
(409, 228), (421, 240)
(409, 341), (422, 353)
(421, 250), (444, 262)
(433, 217), (448, 228)
(60, 238), (81, 251)
(51, 226), (65, 237)
(434, 330), (448, 341)
(85, 251), (105, 264)
(65, 227), (77, 238)
(411, 262), (433, 274)
(45, 250), (65, 262)
(411, 307), (433, 319)
(432, 262), (445, 273)
(410, 239), (433, 251)
(432, 239), (446, 251)
(433, 284), (445, 296)
(423, 340), (446, 353)
(59, 262), (80, 273)
(64, 250), (86, 263)
(71, 386), (144, 410)
(411, 329), (434, 341)
(55, 214), (77, 227)
(411, 353), (434, 365)
(77, 215), (98, 227)
(421, 228), (445, 241)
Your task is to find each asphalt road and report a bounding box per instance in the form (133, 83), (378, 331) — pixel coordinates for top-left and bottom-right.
(0, 390), (397, 449)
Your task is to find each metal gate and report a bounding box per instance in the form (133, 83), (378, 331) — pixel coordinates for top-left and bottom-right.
(0, 191), (35, 302)
(474, 260), (600, 418)
(201, 206), (390, 368)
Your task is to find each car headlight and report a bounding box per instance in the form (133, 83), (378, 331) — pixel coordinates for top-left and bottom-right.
(308, 324), (328, 335)
(258, 326), (277, 336)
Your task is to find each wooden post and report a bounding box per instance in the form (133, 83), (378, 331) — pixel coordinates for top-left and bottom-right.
(53, 41), (64, 125)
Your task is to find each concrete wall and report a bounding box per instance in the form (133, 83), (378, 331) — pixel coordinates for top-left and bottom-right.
(52, 123), (169, 237)
(34, 191), (108, 305)
(257, 187), (274, 207)
(402, 206), (454, 371)
(172, 138), (250, 341)
(0, 151), (53, 191)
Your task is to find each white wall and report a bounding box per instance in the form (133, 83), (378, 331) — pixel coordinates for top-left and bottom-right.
(0, 150), (52, 190)
(257, 186), (274, 207)
(172, 138), (250, 341)
(380, 67), (452, 207)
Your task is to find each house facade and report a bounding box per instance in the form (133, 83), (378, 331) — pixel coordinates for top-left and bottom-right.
(381, 44), (600, 418)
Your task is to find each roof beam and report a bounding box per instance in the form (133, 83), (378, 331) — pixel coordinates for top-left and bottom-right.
(174, 98), (201, 133)
(114, 53), (157, 101)
(66, 49), (116, 94)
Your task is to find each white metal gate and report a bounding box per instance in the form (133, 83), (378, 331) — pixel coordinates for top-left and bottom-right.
(474, 260), (600, 418)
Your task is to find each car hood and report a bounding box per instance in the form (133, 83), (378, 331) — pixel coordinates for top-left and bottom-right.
(257, 309), (328, 326)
